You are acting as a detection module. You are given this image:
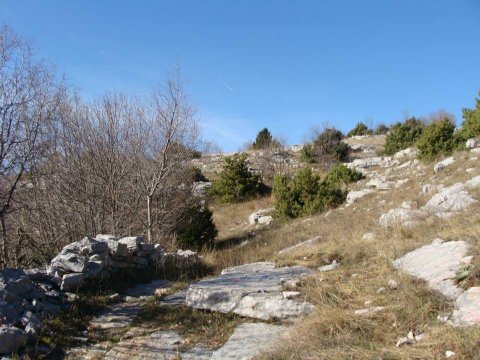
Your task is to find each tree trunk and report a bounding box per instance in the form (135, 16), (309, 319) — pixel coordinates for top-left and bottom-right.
(147, 195), (152, 243)
(0, 215), (9, 269)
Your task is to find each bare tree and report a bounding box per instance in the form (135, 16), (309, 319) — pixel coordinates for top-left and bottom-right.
(138, 70), (199, 243)
(0, 26), (64, 268)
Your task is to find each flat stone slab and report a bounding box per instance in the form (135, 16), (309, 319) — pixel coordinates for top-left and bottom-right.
(394, 239), (480, 326)
(104, 330), (212, 360)
(393, 239), (470, 300)
(185, 262), (314, 320)
(211, 322), (288, 360)
(90, 301), (144, 330)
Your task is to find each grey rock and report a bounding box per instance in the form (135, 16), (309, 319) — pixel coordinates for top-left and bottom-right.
(0, 326), (27, 355)
(186, 262), (314, 320)
(318, 260), (340, 272)
(393, 239), (470, 300)
(423, 183), (477, 214)
(433, 156), (455, 173)
(466, 139), (477, 149)
(61, 273), (87, 292)
(104, 330), (212, 360)
(379, 208), (426, 228)
(51, 253), (87, 273)
(118, 236), (143, 255)
(211, 323), (288, 360)
(346, 189), (374, 204)
(85, 261), (104, 279)
(0, 301), (22, 324)
(278, 236), (321, 255)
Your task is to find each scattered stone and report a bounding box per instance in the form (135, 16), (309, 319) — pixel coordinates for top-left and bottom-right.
(346, 189), (374, 204)
(387, 279), (399, 290)
(395, 331), (425, 347)
(434, 157), (455, 173)
(379, 208), (426, 228)
(282, 291), (300, 299)
(278, 236), (321, 254)
(445, 350), (456, 358)
(376, 287), (386, 294)
(466, 139), (477, 149)
(318, 260), (339, 272)
(248, 208), (274, 225)
(354, 306), (385, 316)
(394, 148), (417, 159)
(362, 232), (375, 241)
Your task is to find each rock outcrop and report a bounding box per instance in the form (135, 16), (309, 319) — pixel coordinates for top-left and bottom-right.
(0, 235), (201, 355)
(185, 262), (314, 320)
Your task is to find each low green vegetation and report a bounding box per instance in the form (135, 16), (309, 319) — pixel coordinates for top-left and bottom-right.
(383, 117), (425, 155)
(210, 154), (262, 203)
(347, 122), (372, 137)
(273, 164), (363, 218)
(299, 143), (316, 163)
(323, 163), (365, 186)
(459, 94), (480, 139)
(176, 204), (218, 251)
(417, 118), (461, 160)
(251, 127), (281, 149)
(301, 128), (350, 165)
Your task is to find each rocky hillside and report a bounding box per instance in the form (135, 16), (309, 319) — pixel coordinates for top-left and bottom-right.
(2, 136), (480, 359)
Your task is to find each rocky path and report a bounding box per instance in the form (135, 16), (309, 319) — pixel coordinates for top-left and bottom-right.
(66, 262), (314, 360)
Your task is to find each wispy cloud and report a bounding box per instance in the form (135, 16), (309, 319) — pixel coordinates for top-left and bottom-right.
(200, 115), (254, 152)
(219, 76), (234, 93)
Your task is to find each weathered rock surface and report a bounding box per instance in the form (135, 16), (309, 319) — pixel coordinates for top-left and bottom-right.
(248, 208), (274, 226)
(423, 183), (477, 215)
(379, 208), (426, 228)
(104, 330), (212, 360)
(278, 236), (321, 255)
(393, 239), (469, 299)
(185, 262), (314, 320)
(433, 157), (455, 173)
(211, 322), (288, 360)
(394, 239), (480, 327)
(346, 189), (374, 204)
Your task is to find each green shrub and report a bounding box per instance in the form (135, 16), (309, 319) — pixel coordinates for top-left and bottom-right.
(417, 118), (459, 160)
(460, 95), (480, 139)
(323, 163), (364, 187)
(313, 128), (350, 164)
(273, 165), (361, 218)
(299, 143), (316, 163)
(176, 204), (217, 251)
(251, 128), (280, 149)
(187, 166), (208, 182)
(347, 122), (372, 137)
(383, 117), (424, 155)
(273, 168), (323, 218)
(210, 154), (261, 203)
(374, 123), (389, 135)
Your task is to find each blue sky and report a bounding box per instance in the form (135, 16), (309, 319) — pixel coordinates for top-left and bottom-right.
(1, 1), (480, 151)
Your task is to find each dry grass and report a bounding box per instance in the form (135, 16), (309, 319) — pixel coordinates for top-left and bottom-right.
(201, 150), (480, 359)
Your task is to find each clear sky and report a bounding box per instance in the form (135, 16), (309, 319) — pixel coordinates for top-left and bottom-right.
(1, 1), (479, 151)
